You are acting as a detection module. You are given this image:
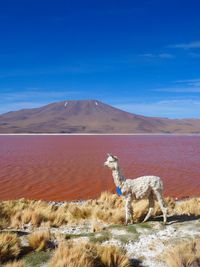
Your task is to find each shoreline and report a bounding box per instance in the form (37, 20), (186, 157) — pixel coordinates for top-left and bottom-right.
(1, 133), (200, 136)
(0, 194), (199, 204)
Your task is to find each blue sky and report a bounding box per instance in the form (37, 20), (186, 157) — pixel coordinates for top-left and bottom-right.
(0, 0), (200, 118)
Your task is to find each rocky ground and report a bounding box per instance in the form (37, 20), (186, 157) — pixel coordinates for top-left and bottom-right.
(3, 200), (200, 267)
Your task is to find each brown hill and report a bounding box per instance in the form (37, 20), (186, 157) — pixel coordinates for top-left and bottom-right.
(0, 100), (200, 133)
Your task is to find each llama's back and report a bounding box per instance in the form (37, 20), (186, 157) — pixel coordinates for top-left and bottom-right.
(123, 175), (163, 199)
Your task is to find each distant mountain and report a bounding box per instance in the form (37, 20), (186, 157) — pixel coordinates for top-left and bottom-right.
(0, 100), (200, 133)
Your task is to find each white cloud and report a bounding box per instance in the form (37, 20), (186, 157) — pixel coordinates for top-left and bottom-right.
(0, 89), (79, 100)
(156, 87), (200, 93)
(114, 99), (200, 119)
(0, 89), (81, 114)
(141, 53), (174, 59)
(155, 78), (200, 93)
(0, 63), (113, 79)
(158, 53), (174, 58)
(0, 101), (48, 114)
(175, 79), (200, 87)
(169, 41), (200, 49)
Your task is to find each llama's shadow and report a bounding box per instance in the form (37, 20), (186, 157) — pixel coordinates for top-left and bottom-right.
(130, 258), (143, 267)
(150, 214), (200, 225)
(0, 229), (30, 236)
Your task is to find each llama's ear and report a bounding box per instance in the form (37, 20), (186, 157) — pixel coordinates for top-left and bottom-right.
(113, 155), (118, 161)
(107, 153), (113, 157)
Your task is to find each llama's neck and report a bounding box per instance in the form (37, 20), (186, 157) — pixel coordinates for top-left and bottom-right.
(112, 166), (126, 188)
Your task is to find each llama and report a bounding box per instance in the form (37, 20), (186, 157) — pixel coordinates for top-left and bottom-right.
(104, 154), (167, 224)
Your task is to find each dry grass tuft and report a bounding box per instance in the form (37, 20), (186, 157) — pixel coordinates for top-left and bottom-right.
(1, 192), (199, 229)
(97, 191), (124, 209)
(49, 242), (102, 267)
(28, 230), (51, 251)
(49, 241), (132, 267)
(164, 197), (176, 213)
(164, 238), (200, 267)
(173, 198), (200, 216)
(0, 192), (127, 228)
(132, 199), (148, 222)
(0, 232), (21, 262)
(97, 244), (131, 267)
(88, 192), (126, 224)
(2, 261), (26, 267)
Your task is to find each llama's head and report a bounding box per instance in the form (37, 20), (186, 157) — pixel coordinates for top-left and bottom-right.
(104, 154), (119, 170)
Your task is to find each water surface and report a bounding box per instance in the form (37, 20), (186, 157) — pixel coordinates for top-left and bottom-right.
(0, 135), (199, 201)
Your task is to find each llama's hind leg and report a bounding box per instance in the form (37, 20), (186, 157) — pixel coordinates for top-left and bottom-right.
(143, 193), (154, 222)
(153, 190), (167, 224)
(125, 193), (133, 225)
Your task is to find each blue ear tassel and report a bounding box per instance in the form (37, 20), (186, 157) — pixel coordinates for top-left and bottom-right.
(116, 186), (122, 196)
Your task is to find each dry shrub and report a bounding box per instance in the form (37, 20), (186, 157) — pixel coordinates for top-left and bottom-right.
(8, 200), (67, 229)
(0, 192), (178, 228)
(165, 197), (176, 213)
(4, 195), (91, 228)
(132, 199), (148, 222)
(10, 212), (22, 229)
(152, 197), (176, 216)
(128, 197), (174, 222)
(173, 198), (200, 216)
(97, 244), (131, 267)
(97, 191), (124, 209)
(0, 232), (21, 262)
(90, 192), (176, 224)
(49, 242), (102, 267)
(11, 209), (45, 228)
(164, 238), (200, 267)
(49, 241), (132, 267)
(92, 206), (125, 225)
(2, 261), (25, 267)
(87, 192), (126, 224)
(0, 205), (10, 229)
(28, 230), (51, 251)
(68, 204), (92, 220)
(50, 212), (66, 227)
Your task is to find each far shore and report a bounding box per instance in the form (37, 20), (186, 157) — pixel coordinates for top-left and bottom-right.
(1, 133), (200, 136)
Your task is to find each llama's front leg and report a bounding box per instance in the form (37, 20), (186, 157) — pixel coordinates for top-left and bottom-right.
(125, 194), (133, 225)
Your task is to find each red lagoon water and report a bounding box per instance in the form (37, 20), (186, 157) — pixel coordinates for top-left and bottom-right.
(0, 135), (200, 201)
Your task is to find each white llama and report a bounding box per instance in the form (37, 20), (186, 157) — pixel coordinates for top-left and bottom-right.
(104, 154), (167, 224)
